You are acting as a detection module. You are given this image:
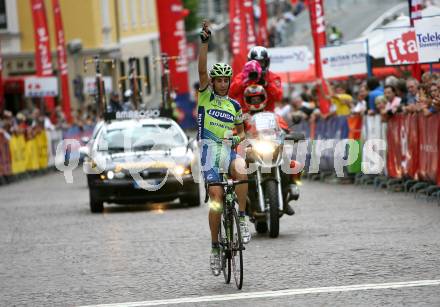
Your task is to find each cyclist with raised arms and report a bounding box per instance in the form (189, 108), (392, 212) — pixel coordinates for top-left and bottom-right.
(198, 21), (250, 276)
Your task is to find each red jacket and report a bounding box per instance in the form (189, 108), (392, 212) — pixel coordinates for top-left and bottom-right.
(230, 70), (283, 114)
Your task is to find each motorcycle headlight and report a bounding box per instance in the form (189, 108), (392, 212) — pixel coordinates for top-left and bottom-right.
(254, 141), (276, 154)
(107, 170), (115, 180)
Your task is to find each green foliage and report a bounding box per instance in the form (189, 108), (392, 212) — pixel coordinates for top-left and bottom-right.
(183, 0), (200, 32)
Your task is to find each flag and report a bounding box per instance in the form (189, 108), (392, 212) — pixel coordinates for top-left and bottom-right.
(52, 0), (72, 123)
(31, 0), (56, 113)
(257, 0), (269, 47)
(308, 0), (329, 114)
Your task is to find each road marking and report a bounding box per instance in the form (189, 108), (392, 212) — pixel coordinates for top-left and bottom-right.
(79, 279), (440, 307)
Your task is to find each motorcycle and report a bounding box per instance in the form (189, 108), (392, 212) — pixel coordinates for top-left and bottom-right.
(244, 112), (304, 238)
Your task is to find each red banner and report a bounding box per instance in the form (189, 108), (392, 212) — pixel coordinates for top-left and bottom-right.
(230, 0), (257, 77)
(401, 114), (419, 179)
(386, 115), (404, 179)
(155, 0), (189, 94)
(257, 0), (269, 47)
(31, 0), (56, 112)
(409, 0), (423, 20)
(417, 114), (440, 183)
(308, 0), (329, 114)
(52, 0), (72, 123)
(0, 41), (4, 112)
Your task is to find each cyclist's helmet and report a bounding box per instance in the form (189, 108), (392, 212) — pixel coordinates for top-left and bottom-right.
(243, 60), (262, 83)
(247, 46), (270, 71)
(209, 63), (233, 79)
(244, 85), (267, 112)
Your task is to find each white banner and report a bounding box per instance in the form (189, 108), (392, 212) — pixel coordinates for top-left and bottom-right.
(268, 46), (310, 72)
(84, 77), (113, 95)
(384, 28), (419, 65)
(415, 17), (440, 63)
(25, 77), (58, 97)
(320, 42), (367, 79)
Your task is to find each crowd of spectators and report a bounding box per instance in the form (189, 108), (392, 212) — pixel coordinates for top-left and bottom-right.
(275, 72), (440, 128)
(0, 102), (98, 140)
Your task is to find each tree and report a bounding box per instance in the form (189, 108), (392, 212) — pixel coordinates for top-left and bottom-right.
(182, 0), (199, 32)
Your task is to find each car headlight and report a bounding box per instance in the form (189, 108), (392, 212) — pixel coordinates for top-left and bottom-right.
(253, 141), (276, 154)
(107, 170), (115, 180)
(174, 165), (191, 176)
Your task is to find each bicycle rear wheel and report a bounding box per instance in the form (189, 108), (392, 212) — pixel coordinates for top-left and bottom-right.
(230, 207), (243, 289)
(219, 214), (231, 284)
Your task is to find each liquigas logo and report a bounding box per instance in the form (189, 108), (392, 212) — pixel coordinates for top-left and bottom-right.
(207, 109), (234, 123)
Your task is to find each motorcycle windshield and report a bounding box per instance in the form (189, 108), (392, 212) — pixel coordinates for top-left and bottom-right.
(248, 112), (282, 142)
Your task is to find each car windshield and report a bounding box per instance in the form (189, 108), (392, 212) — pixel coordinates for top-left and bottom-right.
(98, 123), (185, 151)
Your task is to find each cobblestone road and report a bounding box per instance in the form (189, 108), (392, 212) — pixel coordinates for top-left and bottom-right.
(1, 170), (439, 306)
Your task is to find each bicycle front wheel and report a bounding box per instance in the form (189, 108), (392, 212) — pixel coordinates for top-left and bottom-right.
(231, 207), (243, 289)
(219, 214), (231, 284)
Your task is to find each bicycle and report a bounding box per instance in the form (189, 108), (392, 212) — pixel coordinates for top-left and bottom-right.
(206, 173), (250, 290)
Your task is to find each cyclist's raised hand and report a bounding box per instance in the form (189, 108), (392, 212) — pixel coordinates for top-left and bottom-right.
(200, 20), (211, 43)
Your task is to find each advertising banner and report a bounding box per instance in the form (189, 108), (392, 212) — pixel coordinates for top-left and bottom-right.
(386, 115), (403, 179)
(414, 16), (440, 63)
(268, 46), (309, 72)
(52, 0), (72, 122)
(155, 0), (189, 94)
(84, 77), (113, 95)
(309, 0), (329, 114)
(401, 114), (419, 179)
(417, 114), (440, 182)
(320, 42), (367, 79)
(384, 28), (419, 65)
(25, 77), (59, 97)
(257, 0), (269, 46)
(31, 0), (57, 111)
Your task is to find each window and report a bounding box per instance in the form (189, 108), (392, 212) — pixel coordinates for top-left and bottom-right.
(146, 0), (155, 26)
(140, 0), (146, 26)
(0, 0), (7, 30)
(130, 0), (137, 28)
(143, 56), (151, 95)
(119, 0), (128, 30)
(101, 0), (111, 29)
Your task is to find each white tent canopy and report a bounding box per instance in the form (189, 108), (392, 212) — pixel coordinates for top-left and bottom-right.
(351, 5), (440, 59)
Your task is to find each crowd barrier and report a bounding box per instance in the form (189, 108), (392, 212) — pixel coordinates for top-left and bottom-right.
(0, 124), (95, 184)
(298, 113), (440, 199)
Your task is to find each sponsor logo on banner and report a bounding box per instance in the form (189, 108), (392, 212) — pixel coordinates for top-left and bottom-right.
(415, 16), (440, 63)
(84, 77), (113, 95)
(25, 77), (58, 97)
(320, 43), (367, 79)
(268, 46), (310, 72)
(385, 29), (419, 65)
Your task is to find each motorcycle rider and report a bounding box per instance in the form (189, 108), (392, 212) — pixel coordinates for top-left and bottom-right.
(230, 46), (283, 113)
(198, 21), (251, 276)
(242, 85), (298, 216)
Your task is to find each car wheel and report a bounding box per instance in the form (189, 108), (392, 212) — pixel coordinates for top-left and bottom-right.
(89, 189), (104, 213)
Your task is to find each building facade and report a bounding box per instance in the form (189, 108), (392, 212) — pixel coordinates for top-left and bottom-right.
(1, 0), (161, 114)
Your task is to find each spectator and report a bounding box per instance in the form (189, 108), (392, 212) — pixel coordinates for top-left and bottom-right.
(406, 77), (419, 104)
(108, 91), (123, 113)
(366, 77), (384, 114)
(396, 79), (408, 105)
(352, 85), (368, 115)
(381, 85), (401, 120)
(326, 82), (353, 116)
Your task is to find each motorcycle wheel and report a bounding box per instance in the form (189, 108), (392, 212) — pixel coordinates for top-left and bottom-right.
(265, 180), (280, 238)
